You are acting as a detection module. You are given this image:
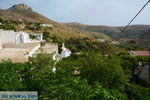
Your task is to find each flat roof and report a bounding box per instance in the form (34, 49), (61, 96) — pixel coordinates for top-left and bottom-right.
(34, 43), (58, 55)
(0, 43), (40, 62)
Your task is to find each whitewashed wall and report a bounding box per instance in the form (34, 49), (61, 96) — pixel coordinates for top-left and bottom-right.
(0, 30), (15, 44)
(0, 30), (2, 49)
(14, 32), (30, 44)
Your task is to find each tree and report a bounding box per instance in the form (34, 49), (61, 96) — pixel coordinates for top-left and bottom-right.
(43, 31), (50, 42)
(0, 53), (149, 100)
(0, 60), (24, 90)
(57, 52), (127, 91)
(127, 84), (150, 100)
(129, 39), (137, 45)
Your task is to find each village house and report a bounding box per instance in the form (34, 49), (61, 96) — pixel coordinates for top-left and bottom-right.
(97, 39), (105, 42)
(32, 34), (43, 41)
(60, 43), (71, 59)
(40, 24), (53, 27)
(129, 51), (150, 57)
(33, 43), (59, 60)
(0, 29), (30, 45)
(111, 41), (119, 45)
(0, 29), (60, 63)
(0, 29), (41, 62)
(0, 29), (16, 44)
(15, 32), (30, 44)
(135, 62), (150, 84)
(0, 29), (59, 63)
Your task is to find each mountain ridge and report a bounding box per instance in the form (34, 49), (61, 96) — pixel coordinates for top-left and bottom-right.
(2, 4), (150, 45)
(65, 22), (150, 47)
(0, 4), (111, 40)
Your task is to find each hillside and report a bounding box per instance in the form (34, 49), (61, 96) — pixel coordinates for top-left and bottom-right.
(0, 4), (110, 40)
(66, 22), (150, 47)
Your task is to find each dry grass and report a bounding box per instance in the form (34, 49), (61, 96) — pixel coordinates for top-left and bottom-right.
(0, 9), (110, 40)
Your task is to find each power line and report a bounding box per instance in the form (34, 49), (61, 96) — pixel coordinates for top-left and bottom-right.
(120, 0), (150, 33)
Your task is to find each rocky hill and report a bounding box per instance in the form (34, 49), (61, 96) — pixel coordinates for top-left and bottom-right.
(0, 9), (37, 22)
(8, 4), (32, 11)
(2, 4), (149, 45)
(0, 4), (110, 40)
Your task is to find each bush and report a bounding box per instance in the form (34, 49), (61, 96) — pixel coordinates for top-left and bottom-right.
(43, 31), (50, 42)
(1, 53), (150, 99)
(0, 25), (16, 31)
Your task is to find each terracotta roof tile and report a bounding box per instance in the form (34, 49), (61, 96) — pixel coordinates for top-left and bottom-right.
(131, 51), (150, 56)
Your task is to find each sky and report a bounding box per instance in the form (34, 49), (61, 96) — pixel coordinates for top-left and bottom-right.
(0, 0), (150, 26)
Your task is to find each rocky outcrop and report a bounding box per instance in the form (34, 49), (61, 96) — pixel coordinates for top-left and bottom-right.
(8, 4), (32, 11)
(0, 10), (37, 22)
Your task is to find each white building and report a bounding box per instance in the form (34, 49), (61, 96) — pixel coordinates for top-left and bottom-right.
(15, 32), (30, 44)
(40, 24), (53, 27)
(97, 39), (105, 42)
(0, 29), (16, 44)
(32, 34), (43, 41)
(129, 51), (150, 57)
(60, 43), (71, 59)
(111, 41), (119, 45)
(0, 29), (30, 45)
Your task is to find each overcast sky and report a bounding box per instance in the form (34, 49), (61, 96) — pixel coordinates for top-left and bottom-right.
(0, 0), (150, 26)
